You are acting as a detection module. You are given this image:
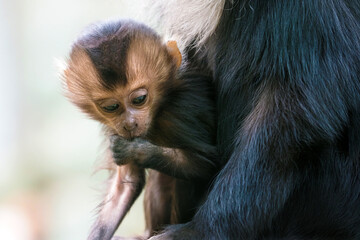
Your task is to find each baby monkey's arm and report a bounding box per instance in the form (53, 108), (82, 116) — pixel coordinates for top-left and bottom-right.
(110, 136), (216, 181)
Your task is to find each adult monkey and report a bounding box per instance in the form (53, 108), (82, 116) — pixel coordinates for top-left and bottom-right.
(111, 0), (360, 239)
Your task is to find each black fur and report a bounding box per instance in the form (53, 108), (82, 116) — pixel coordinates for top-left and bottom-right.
(151, 0), (360, 239)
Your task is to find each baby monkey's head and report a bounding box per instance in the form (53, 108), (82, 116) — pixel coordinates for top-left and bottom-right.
(63, 20), (182, 139)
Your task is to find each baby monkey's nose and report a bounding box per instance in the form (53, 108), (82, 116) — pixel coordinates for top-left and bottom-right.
(123, 119), (137, 132)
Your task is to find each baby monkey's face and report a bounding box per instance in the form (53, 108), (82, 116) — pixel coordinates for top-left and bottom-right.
(94, 84), (155, 139)
(91, 40), (182, 140)
(63, 20), (183, 140)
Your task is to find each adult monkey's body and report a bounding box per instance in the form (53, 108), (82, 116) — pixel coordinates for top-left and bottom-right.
(115, 0), (360, 239)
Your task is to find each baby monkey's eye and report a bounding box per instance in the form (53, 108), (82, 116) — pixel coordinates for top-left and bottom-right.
(97, 98), (120, 113)
(102, 104), (119, 112)
(132, 95), (147, 106)
(130, 88), (148, 106)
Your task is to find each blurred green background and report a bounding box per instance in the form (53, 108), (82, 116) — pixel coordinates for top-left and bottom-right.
(0, 0), (146, 239)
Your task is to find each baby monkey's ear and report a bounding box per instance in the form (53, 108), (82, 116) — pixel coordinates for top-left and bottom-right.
(166, 40), (182, 68)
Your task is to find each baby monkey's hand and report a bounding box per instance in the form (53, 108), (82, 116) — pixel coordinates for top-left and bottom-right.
(110, 135), (161, 166)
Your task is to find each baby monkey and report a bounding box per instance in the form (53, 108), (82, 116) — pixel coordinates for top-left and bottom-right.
(64, 20), (217, 240)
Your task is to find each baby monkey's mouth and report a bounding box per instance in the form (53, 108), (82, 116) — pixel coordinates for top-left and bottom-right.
(119, 132), (134, 141)
(118, 130), (144, 141)
(114, 123), (148, 141)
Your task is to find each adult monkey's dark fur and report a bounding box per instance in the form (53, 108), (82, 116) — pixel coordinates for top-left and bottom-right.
(118, 0), (360, 239)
